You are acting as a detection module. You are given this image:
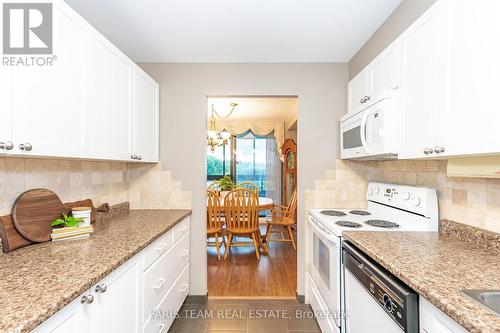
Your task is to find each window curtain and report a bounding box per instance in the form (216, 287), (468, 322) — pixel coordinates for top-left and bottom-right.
(213, 120), (285, 160)
(265, 136), (282, 208)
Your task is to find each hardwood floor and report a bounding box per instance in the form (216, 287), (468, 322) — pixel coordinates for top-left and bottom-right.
(208, 225), (297, 297)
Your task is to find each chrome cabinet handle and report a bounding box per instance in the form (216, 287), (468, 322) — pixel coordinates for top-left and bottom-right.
(153, 279), (166, 290)
(359, 96), (371, 104)
(423, 148), (433, 155)
(179, 284), (189, 293)
(80, 295), (94, 304)
(19, 143), (32, 151)
(0, 141), (14, 150)
(433, 146), (445, 154)
(95, 284), (107, 293)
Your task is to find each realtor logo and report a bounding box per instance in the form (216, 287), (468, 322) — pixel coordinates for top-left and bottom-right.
(3, 3), (53, 54)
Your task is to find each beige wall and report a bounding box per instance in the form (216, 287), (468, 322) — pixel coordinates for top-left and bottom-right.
(139, 63), (348, 296)
(348, 0), (437, 79)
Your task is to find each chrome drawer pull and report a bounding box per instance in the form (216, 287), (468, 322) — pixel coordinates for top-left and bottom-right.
(180, 250), (189, 257)
(179, 284), (188, 293)
(155, 243), (169, 252)
(153, 279), (166, 290)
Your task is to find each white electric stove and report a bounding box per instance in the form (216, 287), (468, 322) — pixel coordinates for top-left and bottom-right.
(307, 182), (439, 333)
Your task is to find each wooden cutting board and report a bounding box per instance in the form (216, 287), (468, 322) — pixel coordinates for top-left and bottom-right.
(0, 215), (33, 253)
(12, 189), (64, 243)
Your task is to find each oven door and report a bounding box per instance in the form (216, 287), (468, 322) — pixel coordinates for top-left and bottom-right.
(308, 215), (342, 328)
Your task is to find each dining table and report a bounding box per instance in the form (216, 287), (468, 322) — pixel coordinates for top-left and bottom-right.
(209, 196), (274, 254)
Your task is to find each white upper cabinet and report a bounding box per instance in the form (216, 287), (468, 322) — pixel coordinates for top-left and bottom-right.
(3, 0), (159, 163)
(369, 41), (399, 100)
(85, 32), (133, 161)
(398, 0), (448, 159)
(348, 70), (371, 114)
(347, 0), (500, 160)
(348, 40), (399, 115)
(11, 2), (88, 158)
(132, 67), (160, 163)
(0, 68), (13, 154)
(442, 0), (500, 156)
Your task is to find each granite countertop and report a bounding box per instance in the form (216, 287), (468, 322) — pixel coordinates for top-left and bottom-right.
(343, 231), (500, 333)
(0, 209), (191, 333)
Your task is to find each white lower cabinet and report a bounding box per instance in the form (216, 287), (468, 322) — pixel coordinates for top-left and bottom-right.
(89, 257), (141, 333)
(33, 217), (190, 333)
(32, 291), (90, 333)
(419, 297), (468, 333)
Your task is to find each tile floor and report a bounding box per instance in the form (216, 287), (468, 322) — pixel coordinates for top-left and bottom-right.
(168, 298), (321, 333)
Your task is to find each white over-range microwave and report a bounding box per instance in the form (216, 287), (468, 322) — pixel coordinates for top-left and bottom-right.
(340, 96), (399, 160)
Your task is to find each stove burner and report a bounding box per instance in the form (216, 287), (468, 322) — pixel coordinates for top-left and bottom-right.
(349, 210), (371, 216)
(365, 219), (400, 228)
(320, 210), (347, 217)
(335, 221), (362, 228)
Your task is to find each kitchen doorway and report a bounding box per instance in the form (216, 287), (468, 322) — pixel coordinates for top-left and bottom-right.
(205, 96), (298, 297)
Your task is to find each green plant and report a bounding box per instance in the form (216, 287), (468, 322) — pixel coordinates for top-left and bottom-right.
(50, 214), (84, 228)
(218, 175), (236, 191)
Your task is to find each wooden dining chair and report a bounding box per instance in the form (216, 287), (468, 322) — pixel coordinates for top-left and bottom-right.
(265, 189), (297, 250)
(237, 181), (259, 193)
(207, 190), (226, 260)
(208, 181), (222, 192)
(224, 188), (261, 260)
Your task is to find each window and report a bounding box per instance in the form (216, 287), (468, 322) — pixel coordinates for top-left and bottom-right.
(206, 132), (281, 205)
(207, 137), (232, 182)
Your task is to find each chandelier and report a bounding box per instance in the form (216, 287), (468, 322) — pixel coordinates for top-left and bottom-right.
(207, 103), (238, 152)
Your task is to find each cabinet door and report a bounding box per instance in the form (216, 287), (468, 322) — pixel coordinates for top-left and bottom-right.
(11, 2), (88, 158)
(32, 291), (90, 333)
(86, 32), (133, 161)
(419, 297), (468, 333)
(0, 67), (12, 154)
(89, 256), (140, 333)
(398, 0), (447, 159)
(132, 66), (159, 162)
(348, 70), (371, 115)
(369, 40), (399, 98)
(443, 0), (500, 156)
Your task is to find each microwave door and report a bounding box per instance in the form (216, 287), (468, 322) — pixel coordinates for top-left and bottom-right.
(341, 116), (364, 158)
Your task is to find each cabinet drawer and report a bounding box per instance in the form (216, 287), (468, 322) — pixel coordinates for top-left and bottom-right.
(173, 217), (190, 243)
(143, 232), (189, 322)
(143, 263), (190, 333)
(144, 230), (174, 270)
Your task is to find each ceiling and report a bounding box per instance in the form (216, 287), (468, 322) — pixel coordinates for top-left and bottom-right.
(64, 0), (402, 63)
(207, 97), (298, 122)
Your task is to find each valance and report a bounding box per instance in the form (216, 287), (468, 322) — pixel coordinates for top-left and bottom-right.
(212, 120), (285, 158)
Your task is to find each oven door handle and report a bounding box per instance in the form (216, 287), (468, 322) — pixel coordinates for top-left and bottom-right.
(308, 216), (340, 245)
(360, 110), (370, 154)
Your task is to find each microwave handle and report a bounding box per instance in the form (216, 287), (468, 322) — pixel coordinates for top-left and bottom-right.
(360, 110), (370, 154)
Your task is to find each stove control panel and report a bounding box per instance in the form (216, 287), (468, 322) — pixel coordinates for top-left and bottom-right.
(366, 182), (438, 218)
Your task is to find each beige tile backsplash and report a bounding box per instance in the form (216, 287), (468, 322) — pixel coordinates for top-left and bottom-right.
(307, 159), (500, 233)
(0, 157), (191, 216)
